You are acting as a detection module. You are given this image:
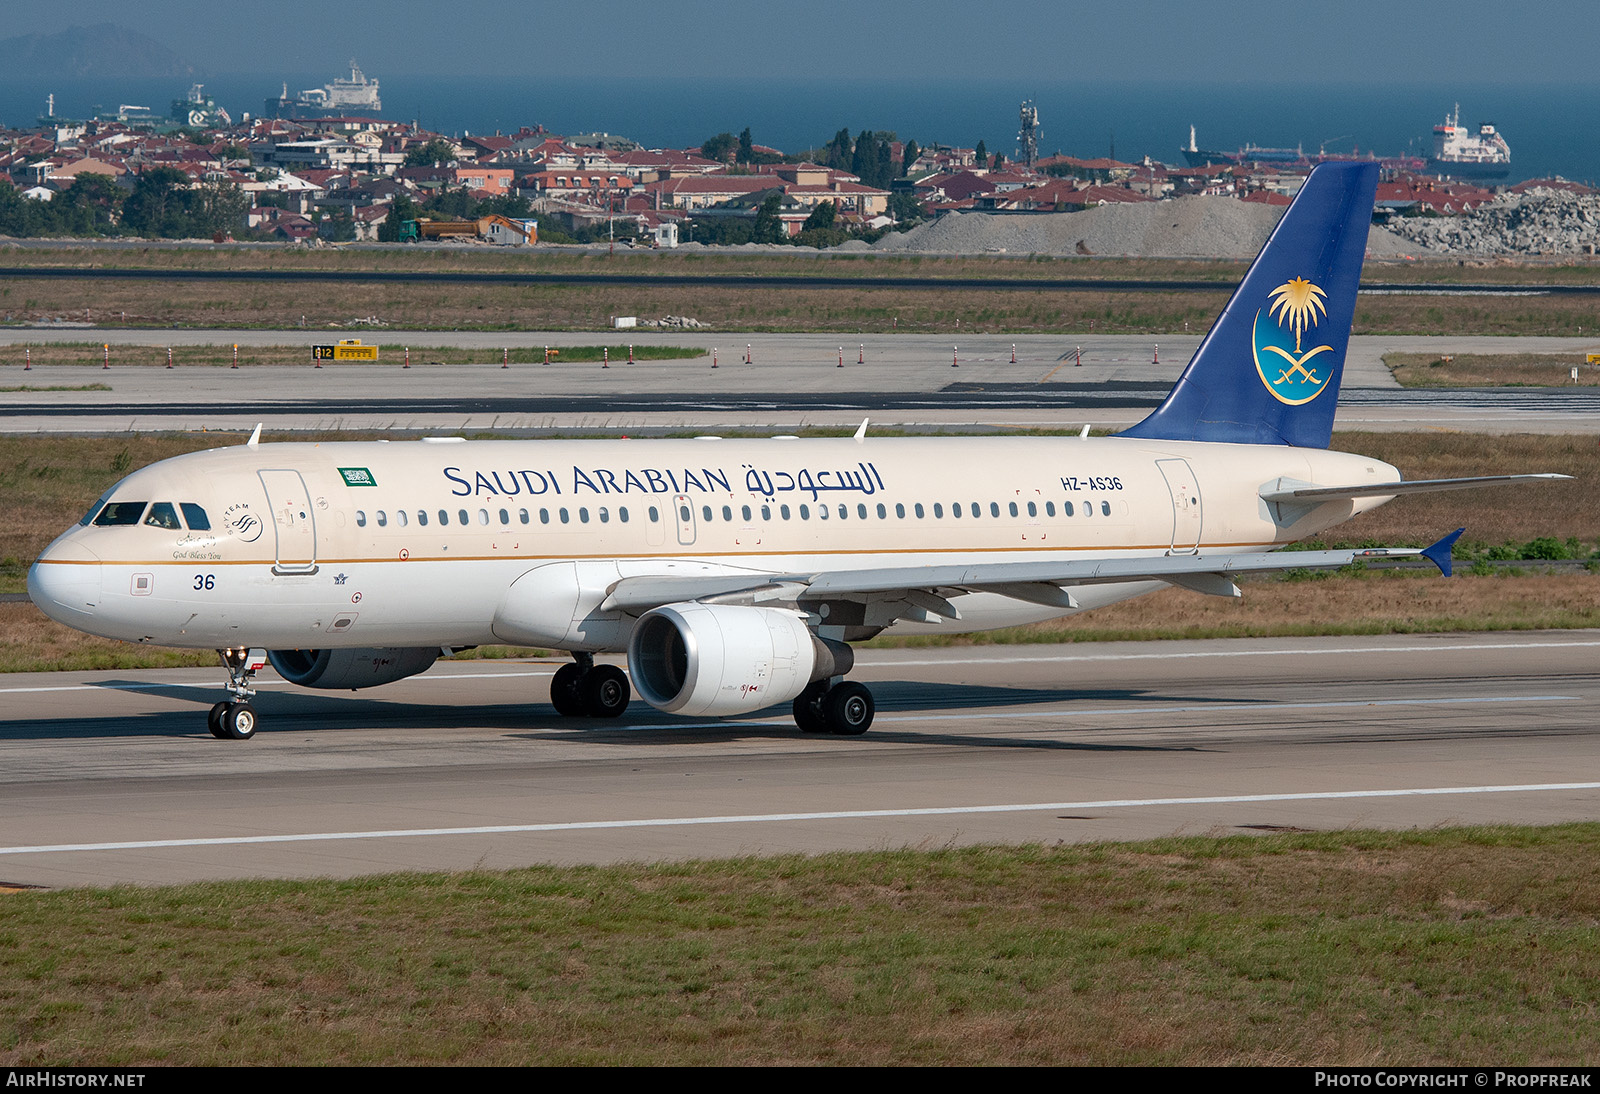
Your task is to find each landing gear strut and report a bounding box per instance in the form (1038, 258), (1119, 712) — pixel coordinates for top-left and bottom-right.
(210, 648), (267, 740)
(550, 653), (631, 718)
(793, 679), (875, 735)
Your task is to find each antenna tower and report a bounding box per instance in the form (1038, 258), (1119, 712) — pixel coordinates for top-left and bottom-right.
(1018, 99), (1039, 168)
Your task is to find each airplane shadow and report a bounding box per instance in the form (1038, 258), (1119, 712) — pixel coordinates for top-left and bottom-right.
(0, 678), (1265, 750)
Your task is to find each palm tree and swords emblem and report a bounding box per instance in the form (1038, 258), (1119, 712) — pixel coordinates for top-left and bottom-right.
(1252, 276), (1335, 405)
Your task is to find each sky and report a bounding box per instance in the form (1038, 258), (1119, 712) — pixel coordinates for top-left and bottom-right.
(6, 1), (1600, 83)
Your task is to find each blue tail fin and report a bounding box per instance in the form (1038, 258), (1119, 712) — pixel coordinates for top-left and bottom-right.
(1121, 162), (1378, 448)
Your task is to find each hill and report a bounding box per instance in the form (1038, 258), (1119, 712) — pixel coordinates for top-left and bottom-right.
(0, 23), (196, 79)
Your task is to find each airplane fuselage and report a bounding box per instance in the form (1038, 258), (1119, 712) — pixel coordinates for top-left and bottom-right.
(30, 434), (1398, 651)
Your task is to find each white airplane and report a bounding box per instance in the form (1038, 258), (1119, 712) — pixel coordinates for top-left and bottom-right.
(29, 163), (1565, 740)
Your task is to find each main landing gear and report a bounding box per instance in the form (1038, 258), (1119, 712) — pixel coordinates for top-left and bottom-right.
(209, 647), (267, 740)
(550, 653), (631, 718)
(792, 679), (875, 736)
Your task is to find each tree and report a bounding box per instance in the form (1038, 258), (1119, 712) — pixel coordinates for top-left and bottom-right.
(974, 140), (987, 167)
(377, 192), (421, 242)
(701, 132), (737, 163)
(752, 191), (784, 244)
(121, 167), (190, 237)
(802, 200), (836, 232)
(738, 127), (755, 164)
(825, 128), (852, 171)
(901, 138), (920, 177)
(992, 152), (1006, 171)
(404, 138), (456, 167)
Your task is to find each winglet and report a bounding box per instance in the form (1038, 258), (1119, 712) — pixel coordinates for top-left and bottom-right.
(246, 423), (262, 448)
(854, 418), (869, 441)
(1421, 528), (1466, 577)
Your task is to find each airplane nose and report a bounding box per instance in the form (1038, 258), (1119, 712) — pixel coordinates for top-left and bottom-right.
(28, 538), (102, 623)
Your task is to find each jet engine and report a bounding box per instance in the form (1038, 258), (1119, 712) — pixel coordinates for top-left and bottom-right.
(266, 647), (440, 690)
(627, 603), (851, 717)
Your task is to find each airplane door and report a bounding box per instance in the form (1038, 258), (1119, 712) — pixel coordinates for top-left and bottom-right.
(1155, 458), (1202, 554)
(673, 494), (696, 546)
(258, 469), (319, 573)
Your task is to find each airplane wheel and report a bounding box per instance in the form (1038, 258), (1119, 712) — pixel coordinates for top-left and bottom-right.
(207, 702), (230, 739)
(824, 682), (874, 736)
(550, 663), (586, 717)
(792, 681), (830, 733)
(220, 702), (258, 741)
(582, 664), (630, 718)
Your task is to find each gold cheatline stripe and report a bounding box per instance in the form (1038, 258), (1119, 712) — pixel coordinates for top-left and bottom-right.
(45, 540), (1279, 569)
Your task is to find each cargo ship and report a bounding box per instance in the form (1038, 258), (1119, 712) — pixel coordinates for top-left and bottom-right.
(1179, 125), (1427, 174)
(1427, 104), (1510, 180)
(264, 61), (382, 117)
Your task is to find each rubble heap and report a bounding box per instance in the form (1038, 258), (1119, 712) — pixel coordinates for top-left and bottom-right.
(1390, 188), (1600, 256)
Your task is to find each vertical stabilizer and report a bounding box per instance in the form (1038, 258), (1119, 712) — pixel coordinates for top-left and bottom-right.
(1121, 162), (1378, 448)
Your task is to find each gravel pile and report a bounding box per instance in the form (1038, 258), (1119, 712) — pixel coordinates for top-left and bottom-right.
(1389, 188), (1600, 256)
(870, 196), (1423, 258)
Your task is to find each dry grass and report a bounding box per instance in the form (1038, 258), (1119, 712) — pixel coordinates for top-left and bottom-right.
(1386, 352), (1600, 387)
(4, 828), (1600, 1064)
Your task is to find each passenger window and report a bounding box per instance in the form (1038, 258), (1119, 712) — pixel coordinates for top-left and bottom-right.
(540, 509), (551, 524)
(1045, 501), (1055, 517)
(702, 506), (713, 522)
(477, 509), (488, 525)
(933, 503), (943, 518)
(397, 510), (408, 527)
(439, 510), (450, 526)
(799, 504), (810, 519)
(970, 502), (980, 517)
(950, 503), (961, 519)
(418, 511), (428, 526)
(457, 509), (468, 525)
(895, 503), (905, 518)
(857, 504), (867, 519)
(916, 503), (926, 518)
(560, 508), (570, 524)
(377, 510), (388, 527)
(1009, 502), (1019, 517)
(619, 507), (629, 523)
(818, 505), (829, 520)
(679, 505), (691, 522)
(599, 507), (610, 523)
(994, 502), (1004, 518)
(781, 505), (791, 520)
(837, 504), (847, 520)
(145, 502), (182, 530)
(499, 509), (510, 525)
(579, 508), (589, 523)
(1101, 501), (1112, 516)
(761, 505), (771, 520)
(519, 508), (530, 524)
(649, 506), (660, 522)
(877, 503), (886, 519)
(722, 505), (733, 522)
(94, 501), (148, 526)
(1027, 502), (1037, 517)
(356, 510), (367, 528)
(180, 503), (211, 530)
(1060, 501), (1071, 517)
(741, 505), (751, 521)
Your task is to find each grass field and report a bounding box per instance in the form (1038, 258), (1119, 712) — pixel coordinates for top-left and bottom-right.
(1386, 352), (1600, 388)
(3, 247), (1599, 334)
(3, 826), (1599, 1064)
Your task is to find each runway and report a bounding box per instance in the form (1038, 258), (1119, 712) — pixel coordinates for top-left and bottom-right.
(3, 631), (1598, 889)
(4, 331), (1600, 434)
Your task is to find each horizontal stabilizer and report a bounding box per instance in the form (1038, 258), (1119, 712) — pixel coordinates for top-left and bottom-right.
(1422, 528), (1465, 578)
(1260, 474), (1571, 504)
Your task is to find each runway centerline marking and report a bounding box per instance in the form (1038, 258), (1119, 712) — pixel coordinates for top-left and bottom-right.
(3, 782), (1597, 857)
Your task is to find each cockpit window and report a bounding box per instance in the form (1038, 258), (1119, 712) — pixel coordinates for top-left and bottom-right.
(79, 493), (111, 526)
(93, 501), (149, 526)
(180, 503), (211, 531)
(145, 502), (182, 530)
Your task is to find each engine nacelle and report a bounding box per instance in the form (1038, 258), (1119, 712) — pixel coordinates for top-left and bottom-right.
(627, 603), (851, 717)
(267, 647), (440, 690)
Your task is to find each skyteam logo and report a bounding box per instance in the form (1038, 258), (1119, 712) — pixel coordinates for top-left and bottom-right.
(1252, 276), (1335, 405)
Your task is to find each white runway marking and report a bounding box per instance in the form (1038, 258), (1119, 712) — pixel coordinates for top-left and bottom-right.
(3, 782), (1597, 858)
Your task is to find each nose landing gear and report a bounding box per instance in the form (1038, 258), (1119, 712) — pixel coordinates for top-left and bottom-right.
(209, 648), (267, 740)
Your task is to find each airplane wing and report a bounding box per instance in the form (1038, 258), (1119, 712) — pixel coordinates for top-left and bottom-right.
(600, 530), (1465, 621)
(1260, 474), (1569, 504)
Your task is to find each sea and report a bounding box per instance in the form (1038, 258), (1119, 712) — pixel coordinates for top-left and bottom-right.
(1, 74), (1593, 186)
